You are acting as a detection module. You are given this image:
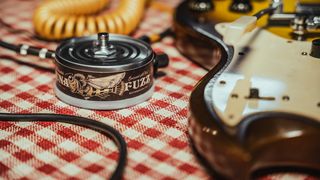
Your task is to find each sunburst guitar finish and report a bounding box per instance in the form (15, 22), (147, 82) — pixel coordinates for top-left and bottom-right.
(174, 0), (320, 179)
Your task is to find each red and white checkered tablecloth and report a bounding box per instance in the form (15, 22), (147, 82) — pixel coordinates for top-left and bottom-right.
(0, 0), (318, 179)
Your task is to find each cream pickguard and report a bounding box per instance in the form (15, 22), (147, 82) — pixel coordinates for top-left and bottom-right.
(206, 23), (320, 127)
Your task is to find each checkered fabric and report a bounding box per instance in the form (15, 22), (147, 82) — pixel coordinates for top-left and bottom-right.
(0, 0), (317, 179)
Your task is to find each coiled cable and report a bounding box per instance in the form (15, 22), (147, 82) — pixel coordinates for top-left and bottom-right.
(33, 0), (147, 40)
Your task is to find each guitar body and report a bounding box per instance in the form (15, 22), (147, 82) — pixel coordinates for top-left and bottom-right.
(174, 0), (320, 179)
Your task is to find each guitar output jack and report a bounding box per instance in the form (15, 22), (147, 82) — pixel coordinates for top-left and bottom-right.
(54, 32), (166, 110)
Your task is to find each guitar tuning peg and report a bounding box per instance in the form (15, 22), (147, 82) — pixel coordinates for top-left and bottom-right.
(188, 0), (214, 13)
(229, 0), (253, 13)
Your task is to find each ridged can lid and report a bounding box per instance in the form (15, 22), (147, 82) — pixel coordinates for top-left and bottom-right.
(55, 33), (154, 73)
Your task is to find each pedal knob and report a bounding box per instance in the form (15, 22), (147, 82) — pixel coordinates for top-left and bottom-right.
(188, 0), (214, 13)
(310, 39), (320, 59)
(229, 0), (252, 13)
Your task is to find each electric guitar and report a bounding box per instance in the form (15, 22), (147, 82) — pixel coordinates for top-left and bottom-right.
(174, 0), (320, 179)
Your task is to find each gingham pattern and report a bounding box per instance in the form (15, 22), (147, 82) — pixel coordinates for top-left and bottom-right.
(0, 0), (317, 179)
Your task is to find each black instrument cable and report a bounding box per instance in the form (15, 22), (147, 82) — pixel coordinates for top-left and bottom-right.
(0, 113), (127, 180)
(0, 40), (56, 59)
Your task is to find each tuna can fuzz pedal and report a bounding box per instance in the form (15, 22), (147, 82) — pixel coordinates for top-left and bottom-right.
(54, 33), (167, 109)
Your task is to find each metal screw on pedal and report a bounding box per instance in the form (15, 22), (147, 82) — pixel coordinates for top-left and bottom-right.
(94, 33), (116, 58)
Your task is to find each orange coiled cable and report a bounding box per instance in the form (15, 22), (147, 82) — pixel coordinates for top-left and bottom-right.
(33, 0), (147, 40)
